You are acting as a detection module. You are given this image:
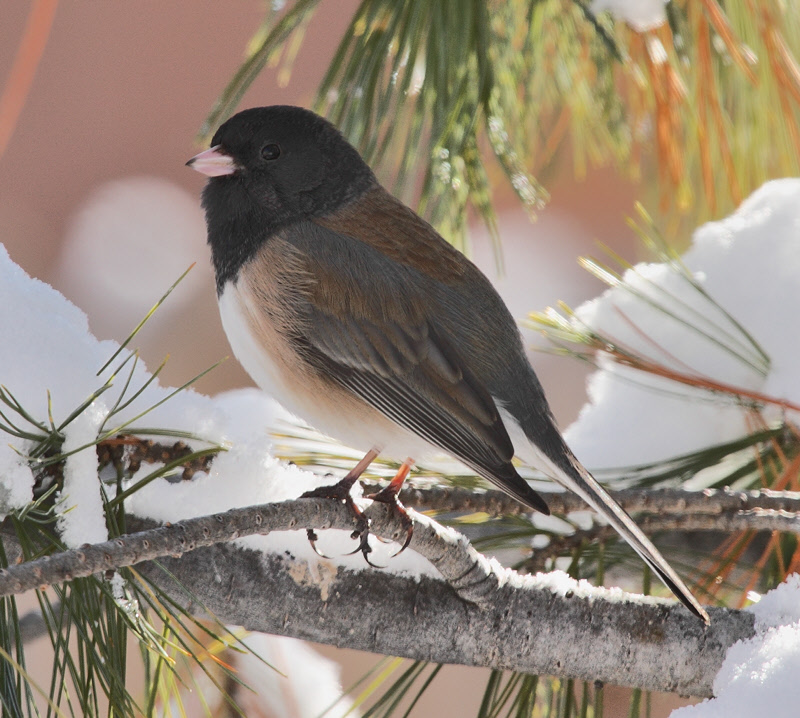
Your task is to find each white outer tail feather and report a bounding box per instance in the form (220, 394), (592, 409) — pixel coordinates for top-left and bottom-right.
(499, 408), (710, 623)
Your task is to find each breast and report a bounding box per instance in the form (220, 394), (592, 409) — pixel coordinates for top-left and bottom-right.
(217, 238), (436, 462)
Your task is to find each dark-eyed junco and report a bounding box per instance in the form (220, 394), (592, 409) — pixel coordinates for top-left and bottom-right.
(187, 105), (708, 623)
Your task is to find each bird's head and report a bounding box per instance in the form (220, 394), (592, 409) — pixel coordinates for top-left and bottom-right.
(187, 106), (375, 223)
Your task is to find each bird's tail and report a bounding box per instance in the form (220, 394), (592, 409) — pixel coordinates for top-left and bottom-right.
(519, 437), (709, 624)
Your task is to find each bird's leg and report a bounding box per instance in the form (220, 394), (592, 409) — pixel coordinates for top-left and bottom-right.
(300, 449), (379, 558)
(366, 459), (414, 556)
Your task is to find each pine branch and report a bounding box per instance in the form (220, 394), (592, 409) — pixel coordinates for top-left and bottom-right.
(132, 514), (754, 700)
(199, 2), (800, 236)
(395, 483), (800, 521)
(521, 512), (790, 573)
(0, 497), (511, 601)
(3, 487), (798, 598)
(0, 490), (765, 697)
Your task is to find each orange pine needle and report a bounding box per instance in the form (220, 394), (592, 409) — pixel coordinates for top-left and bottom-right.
(738, 532), (782, 608)
(695, 16), (716, 212)
(699, 0), (759, 85)
(773, 30), (800, 108)
(602, 345), (800, 414)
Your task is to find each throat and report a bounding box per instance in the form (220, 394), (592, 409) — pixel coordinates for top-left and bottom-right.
(208, 222), (271, 294)
(203, 182), (285, 294)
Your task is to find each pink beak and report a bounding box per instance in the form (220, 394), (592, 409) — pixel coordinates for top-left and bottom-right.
(186, 145), (238, 177)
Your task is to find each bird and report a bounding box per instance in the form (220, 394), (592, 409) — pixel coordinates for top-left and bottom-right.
(187, 105), (709, 623)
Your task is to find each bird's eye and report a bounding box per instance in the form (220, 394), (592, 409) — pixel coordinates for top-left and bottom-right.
(260, 143), (281, 161)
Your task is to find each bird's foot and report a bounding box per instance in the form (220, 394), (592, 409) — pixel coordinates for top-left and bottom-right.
(339, 483), (414, 566)
(299, 480), (413, 565)
(366, 482), (414, 556)
(300, 476), (388, 564)
(299, 454), (413, 565)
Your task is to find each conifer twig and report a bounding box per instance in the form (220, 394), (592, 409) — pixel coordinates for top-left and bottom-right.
(395, 484), (800, 519)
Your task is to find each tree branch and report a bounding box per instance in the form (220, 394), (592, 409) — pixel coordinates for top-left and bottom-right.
(395, 483), (800, 520)
(133, 518), (753, 699)
(0, 495), (758, 697)
(4, 487), (797, 598)
(523, 508), (800, 571)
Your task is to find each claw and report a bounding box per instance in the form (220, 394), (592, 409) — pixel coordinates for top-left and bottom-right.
(363, 553), (386, 569)
(306, 528), (335, 559)
(343, 527), (371, 556)
(344, 530), (386, 568)
(390, 520), (414, 557)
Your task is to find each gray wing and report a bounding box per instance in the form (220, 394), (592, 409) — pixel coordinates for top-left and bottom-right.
(286, 221), (549, 513)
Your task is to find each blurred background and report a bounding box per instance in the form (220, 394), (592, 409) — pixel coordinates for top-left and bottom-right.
(2, 1), (763, 715)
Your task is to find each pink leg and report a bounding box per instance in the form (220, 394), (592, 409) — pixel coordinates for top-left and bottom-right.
(367, 458), (415, 555)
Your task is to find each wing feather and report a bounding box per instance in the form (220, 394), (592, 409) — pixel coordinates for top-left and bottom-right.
(278, 219), (549, 510)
